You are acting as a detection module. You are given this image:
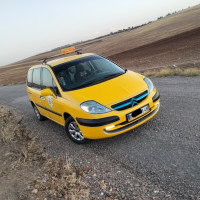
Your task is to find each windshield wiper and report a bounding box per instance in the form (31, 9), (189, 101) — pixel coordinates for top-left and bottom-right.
(83, 72), (124, 86)
(100, 72), (125, 80)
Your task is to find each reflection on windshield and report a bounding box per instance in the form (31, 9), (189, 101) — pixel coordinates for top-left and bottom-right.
(52, 55), (125, 91)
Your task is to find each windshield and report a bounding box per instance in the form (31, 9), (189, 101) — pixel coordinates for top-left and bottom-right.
(52, 55), (125, 91)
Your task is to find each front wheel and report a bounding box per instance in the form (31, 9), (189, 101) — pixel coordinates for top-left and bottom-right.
(65, 116), (87, 144)
(33, 104), (46, 121)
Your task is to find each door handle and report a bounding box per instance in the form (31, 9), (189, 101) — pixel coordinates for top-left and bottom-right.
(39, 96), (45, 100)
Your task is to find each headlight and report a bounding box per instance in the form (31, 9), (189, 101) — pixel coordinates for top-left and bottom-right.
(80, 101), (111, 114)
(144, 77), (155, 93)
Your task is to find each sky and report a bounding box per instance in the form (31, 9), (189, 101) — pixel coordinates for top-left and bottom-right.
(0, 0), (200, 66)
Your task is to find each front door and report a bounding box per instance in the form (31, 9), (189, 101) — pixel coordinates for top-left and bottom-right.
(41, 67), (64, 125)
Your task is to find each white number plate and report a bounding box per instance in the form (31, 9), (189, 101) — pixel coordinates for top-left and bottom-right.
(141, 105), (150, 113)
(127, 104), (150, 121)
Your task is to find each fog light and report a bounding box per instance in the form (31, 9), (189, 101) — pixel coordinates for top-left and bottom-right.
(105, 125), (115, 130)
(155, 102), (160, 106)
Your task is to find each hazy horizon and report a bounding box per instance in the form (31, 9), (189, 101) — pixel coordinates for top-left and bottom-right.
(1, 0), (200, 66)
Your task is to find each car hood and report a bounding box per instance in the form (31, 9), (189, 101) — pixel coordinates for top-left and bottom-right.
(62, 71), (148, 106)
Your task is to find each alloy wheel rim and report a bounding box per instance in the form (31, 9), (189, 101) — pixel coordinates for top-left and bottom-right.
(34, 106), (40, 119)
(68, 121), (84, 141)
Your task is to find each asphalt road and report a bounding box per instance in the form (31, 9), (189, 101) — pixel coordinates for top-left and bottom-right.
(0, 77), (199, 199)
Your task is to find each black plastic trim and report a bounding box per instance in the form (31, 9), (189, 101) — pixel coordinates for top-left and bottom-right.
(35, 103), (62, 116)
(76, 116), (120, 127)
(152, 91), (160, 103)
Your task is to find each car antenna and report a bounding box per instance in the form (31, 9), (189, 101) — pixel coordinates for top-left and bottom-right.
(75, 49), (82, 55)
(42, 58), (48, 64)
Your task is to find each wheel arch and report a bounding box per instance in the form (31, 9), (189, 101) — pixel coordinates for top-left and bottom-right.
(30, 101), (34, 107)
(63, 112), (71, 121)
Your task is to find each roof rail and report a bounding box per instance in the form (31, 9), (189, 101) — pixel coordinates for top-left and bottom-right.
(39, 46), (82, 64)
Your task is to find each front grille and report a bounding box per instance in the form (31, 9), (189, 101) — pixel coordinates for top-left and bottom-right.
(111, 90), (148, 111)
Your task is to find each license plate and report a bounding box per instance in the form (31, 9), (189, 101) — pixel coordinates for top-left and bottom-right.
(127, 104), (150, 121)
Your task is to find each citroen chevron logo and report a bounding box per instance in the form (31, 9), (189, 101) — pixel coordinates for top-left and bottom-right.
(131, 98), (138, 107)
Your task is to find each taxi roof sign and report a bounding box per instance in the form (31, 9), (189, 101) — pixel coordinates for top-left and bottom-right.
(61, 46), (76, 55)
(39, 46), (81, 64)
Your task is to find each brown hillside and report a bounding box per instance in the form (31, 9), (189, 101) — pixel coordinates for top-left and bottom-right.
(0, 4), (200, 85)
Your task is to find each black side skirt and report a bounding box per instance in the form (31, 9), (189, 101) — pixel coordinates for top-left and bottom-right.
(36, 103), (62, 117)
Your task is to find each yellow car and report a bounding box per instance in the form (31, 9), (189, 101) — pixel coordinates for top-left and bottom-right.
(27, 52), (160, 144)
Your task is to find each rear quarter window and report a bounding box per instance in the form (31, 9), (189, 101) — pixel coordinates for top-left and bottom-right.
(27, 69), (33, 87)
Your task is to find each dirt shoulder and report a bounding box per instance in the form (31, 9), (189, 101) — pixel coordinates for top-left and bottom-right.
(0, 105), (89, 200)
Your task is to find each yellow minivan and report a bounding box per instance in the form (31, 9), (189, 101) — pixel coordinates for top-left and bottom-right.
(27, 53), (160, 143)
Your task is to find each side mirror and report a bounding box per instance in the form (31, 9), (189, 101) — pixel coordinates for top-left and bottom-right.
(41, 88), (56, 98)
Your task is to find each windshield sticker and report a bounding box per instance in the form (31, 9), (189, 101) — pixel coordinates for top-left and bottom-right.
(47, 96), (53, 107)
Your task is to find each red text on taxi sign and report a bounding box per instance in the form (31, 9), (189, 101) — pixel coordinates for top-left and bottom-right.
(61, 46), (76, 55)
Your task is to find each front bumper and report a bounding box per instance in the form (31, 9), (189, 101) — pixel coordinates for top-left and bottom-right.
(104, 102), (160, 134)
(76, 89), (160, 139)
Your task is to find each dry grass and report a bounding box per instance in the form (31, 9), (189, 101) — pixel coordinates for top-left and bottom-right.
(0, 105), (90, 199)
(143, 67), (200, 77)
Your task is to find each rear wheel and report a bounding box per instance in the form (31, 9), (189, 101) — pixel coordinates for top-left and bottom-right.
(33, 104), (46, 121)
(65, 116), (87, 144)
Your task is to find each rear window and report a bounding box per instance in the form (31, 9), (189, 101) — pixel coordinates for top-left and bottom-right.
(32, 68), (41, 90)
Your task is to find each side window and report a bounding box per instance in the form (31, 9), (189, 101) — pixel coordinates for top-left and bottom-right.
(27, 69), (33, 87)
(42, 68), (60, 96)
(53, 79), (61, 96)
(32, 68), (41, 90)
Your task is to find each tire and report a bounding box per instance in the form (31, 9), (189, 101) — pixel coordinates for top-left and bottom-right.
(65, 116), (87, 144)
(33, 104), (46, 121)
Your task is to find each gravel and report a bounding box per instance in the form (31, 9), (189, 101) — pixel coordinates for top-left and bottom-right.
(0, 76), (199, 199)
